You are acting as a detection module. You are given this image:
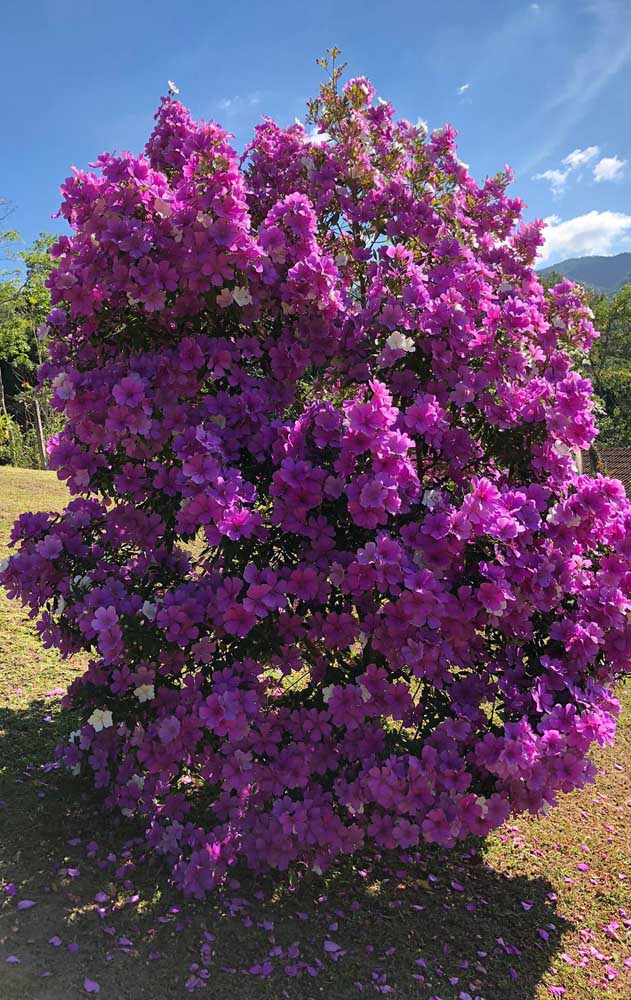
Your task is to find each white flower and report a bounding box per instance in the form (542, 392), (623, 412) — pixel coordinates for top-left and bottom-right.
(347, 803), (365, 815)
(216, 287), (233, 308)
(322, 684), (335, 704)
(359, 684), (371, 703)
(547, 505), (560, 525)
(358, 631), (368, 649)
(141, 601), (157, 621)
(154, 197), (172, 218)
(196, 211), (212, 228)
(422, 489), (441, 509)
(386, 330), (415, 353)
(134, 684), (155, 703)
(88, 709), (113, 732)
(0, 557), (9, 574)
(51, 371), (76, 401)
(328, 562), (344, 587)
(130, 774), (145, 789)
(552, 316), (566, 330)
(167, 79), (180, 94)
(69, 729), (81, 744)
(55, 596), (66, 615)
(232, 285), (253, 307)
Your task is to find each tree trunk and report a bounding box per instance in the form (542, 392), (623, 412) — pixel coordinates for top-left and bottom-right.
(33, 395), (48, 469)
(0, 364), (7, 417)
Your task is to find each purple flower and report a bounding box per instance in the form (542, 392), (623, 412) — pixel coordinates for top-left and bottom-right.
(2, 65), (628, 900)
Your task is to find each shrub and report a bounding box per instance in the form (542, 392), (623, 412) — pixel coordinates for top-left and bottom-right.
(0, 412), (18, 464)
(0, 393), (63, 468)
(2, 64), (630, 896)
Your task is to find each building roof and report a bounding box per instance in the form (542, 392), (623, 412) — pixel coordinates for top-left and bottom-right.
(579, 446), (631, 496)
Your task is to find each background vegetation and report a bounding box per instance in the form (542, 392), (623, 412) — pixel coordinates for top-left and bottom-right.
(0, 227), (61, 468)
(2, 233), (631, 469)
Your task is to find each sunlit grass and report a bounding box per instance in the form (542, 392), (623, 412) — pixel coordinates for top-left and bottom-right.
(0, 464), (629, 1000)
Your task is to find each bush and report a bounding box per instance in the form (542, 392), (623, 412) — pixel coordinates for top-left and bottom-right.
(2, 65), (630, 896)
(0, 412), (18, 464)
(0, 394), (63, 469)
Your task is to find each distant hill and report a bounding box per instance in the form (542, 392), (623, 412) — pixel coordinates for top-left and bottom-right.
(539, 252), (631, 295)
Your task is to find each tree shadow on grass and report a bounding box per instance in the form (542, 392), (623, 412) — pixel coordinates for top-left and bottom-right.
(0, 700), (573, 1000)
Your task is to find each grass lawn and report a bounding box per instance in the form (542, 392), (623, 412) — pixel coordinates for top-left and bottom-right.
(0, 464), (629, 1000)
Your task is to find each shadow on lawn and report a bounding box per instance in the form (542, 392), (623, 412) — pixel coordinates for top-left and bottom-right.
(0, 701), (573, 1000)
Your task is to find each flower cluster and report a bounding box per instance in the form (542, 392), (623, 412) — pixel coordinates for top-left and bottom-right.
(2, 70), (630, 896)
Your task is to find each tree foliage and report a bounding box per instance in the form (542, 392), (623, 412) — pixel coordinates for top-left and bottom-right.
(0, 232), (55, 370)
(585, 285), (631, 446)
(541, 273), (631, 447)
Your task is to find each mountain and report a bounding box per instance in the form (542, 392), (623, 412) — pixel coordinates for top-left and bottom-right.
(538, 252), (631, 295)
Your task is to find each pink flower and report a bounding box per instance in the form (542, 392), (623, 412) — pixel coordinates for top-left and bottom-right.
(112, 373), (145, 408)
(4, 65), (628, 900)
(478, 581), (508, 616)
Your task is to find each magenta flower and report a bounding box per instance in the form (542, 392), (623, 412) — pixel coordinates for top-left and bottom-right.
(112, 373), (145, 408)
(1, 65), (629, 898)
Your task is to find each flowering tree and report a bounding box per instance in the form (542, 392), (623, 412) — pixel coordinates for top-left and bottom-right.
(3, 58), (631, 897)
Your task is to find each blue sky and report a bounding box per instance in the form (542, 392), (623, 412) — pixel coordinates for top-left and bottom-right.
(2, 0), (631, 266)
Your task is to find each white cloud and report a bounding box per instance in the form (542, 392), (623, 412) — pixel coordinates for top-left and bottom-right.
(593, 154), (627, 182)
(457, 83), (470, 96)
(533, 145), (600, 195)
(305, 124), (331, 146)
(539, 209), (631, 264)
(523, 1), (631, 173)
(216, 93), (262, 114)
(532, 168), (570, 196)
(562, 145), (600, 170)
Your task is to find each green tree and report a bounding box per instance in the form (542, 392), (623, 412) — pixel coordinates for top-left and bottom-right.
(540, 272), (631, 447)
(581, 285), (631, 446)
(0, 232), (56, 466)
(0, 232), (55, 413)
(587, 285), (631, 394)
(595, 366), (631, 444)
